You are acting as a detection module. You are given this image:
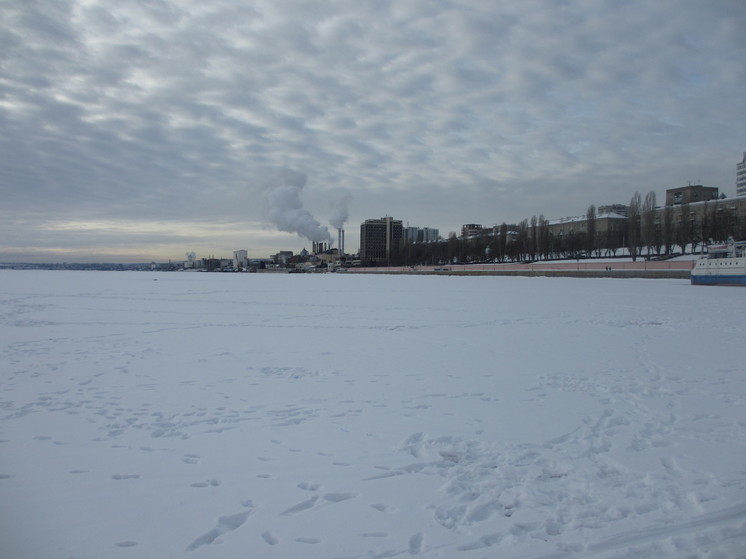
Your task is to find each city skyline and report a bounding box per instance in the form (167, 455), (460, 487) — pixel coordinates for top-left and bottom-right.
(2, 1), (745, 263)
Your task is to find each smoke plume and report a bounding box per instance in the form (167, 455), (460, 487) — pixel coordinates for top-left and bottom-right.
(263, 169), (332, 244)
(329, 195), (351, 230)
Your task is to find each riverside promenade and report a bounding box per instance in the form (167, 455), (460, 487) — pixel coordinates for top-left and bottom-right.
(349, 259), (695, 279)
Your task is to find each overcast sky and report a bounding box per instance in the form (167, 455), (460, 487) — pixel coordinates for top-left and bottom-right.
(2, 1), (745, 262)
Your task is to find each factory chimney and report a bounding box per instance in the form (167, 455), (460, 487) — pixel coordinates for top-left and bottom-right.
(337, 228), (345, 257)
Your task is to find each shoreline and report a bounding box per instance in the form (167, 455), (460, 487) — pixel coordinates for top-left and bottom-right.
(349, 260), (694, 279)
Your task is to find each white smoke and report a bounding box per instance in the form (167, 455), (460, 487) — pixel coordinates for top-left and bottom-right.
(263, 169), (332, 244)
(329, 195), (351, 230)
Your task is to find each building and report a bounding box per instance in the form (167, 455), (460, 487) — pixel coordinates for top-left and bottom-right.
(272, 251), (293, 265)
(360, 216), (403, 264)
(233, 249), (248, 270)
(547, 212), (628, 247)
(201, 257), (231, 271)
(665, 185), (719, 206)
(738, 152), (746, 197)
(404, 226), (440, 244)
(312, 241), (329, 254)
(461, 224), (483, 238)
(667, 194), (746, 242)
(546, 192), (746, 253)
(315, 248), (340, 266)
(184, 252), (198, 269)
(598, 204), (629, 217)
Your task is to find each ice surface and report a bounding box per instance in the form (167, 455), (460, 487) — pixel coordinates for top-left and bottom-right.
(0, 270), (744, 558)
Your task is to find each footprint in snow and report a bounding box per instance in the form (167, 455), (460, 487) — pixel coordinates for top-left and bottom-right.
(358, 532), (388, 538)
(190, 479), (220, 488)
(281, 496), (319, 516)
(280, 493), (357, 516)
(323, 492), (357, 503)
(261, 531), (279, 545)
(409, 532), (424, 554)
(296, 537), (321, 544)
(186, 509), (254, 552)
(370, 503), (394, 513)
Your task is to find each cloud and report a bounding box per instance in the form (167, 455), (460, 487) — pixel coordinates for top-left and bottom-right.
(1, 1), (744, 261)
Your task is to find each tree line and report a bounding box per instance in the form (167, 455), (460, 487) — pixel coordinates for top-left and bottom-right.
(392, 191), (745, 266)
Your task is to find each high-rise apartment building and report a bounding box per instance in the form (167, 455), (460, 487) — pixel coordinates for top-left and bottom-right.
(360, 216), (403, 264)
(737, 152), (746, 197)
(404, 226), (440, 243)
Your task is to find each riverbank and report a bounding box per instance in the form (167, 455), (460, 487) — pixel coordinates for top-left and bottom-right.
(349, 259), (695, 279)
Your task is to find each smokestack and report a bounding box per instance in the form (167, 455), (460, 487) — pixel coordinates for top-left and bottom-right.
(338, 228), (345, 257)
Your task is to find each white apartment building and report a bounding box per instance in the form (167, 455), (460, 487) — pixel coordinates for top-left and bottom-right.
(233, 249), (248, 269)
(737, 151), (746, 197)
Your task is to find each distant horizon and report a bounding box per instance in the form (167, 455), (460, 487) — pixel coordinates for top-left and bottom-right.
(2, 182), (741, 265)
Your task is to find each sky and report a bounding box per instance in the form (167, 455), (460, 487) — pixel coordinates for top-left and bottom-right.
(1, 0), (745, 263)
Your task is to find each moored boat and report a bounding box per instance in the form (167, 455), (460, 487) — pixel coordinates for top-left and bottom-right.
(690, 238), (746, 285)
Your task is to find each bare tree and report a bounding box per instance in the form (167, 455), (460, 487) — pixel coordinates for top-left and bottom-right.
(642, 190), (659, 256)
(628, 192), (642, 261)
(498, 222), (508, 262)
(700, 202), (714, 248)
(538, 215), (549, 260)
(516, 219), (529, 261)
(529, 215), (538, 261)
(447, 232), (460, 264)
(676, 202), (691, 254)
(585, 204), (597, 257)
(662, 204), (674, 255)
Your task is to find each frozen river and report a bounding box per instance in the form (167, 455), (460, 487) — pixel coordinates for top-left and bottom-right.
(1, 270), (744, 558)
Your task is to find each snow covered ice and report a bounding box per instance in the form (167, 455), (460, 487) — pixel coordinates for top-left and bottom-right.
(1, 270), (744, 558)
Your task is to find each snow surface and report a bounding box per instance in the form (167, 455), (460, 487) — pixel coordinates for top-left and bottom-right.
(1, 270), (744, 559)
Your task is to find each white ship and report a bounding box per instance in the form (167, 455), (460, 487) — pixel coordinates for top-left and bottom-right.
(690, 238), (746, 286)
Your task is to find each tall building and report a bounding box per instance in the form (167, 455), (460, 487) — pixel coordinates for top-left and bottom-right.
(233, 249), (248, 269)
(360, 216), (403, 264)
(422, 227), (440, 242)
(738, 152), (746, 197)
(404, 226), (440, 243)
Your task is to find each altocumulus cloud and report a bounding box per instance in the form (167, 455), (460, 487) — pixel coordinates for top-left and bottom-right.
(1, 0), (744, 261)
